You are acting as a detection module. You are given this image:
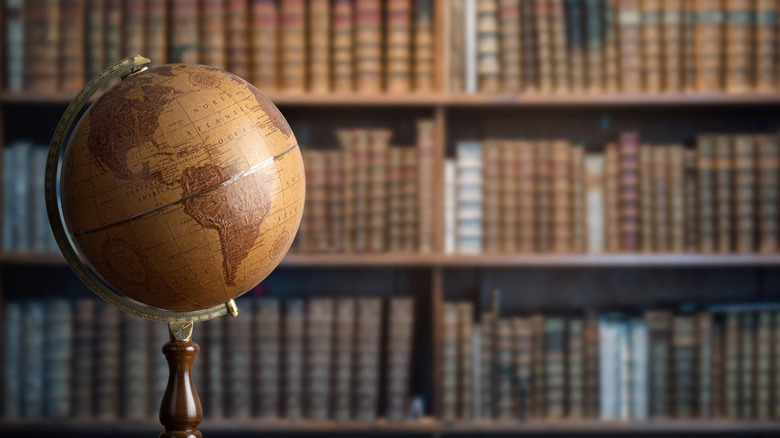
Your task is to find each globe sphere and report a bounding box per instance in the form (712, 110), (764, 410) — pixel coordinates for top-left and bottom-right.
(59, 64), (304, 312)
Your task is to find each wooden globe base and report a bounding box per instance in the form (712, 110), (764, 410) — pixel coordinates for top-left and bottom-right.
(159, 339), (202, 438)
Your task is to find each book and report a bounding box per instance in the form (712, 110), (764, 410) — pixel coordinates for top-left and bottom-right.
(2, 301), (22, 418)
(59, 0), (86, 92)
(572, 143), (586, 252)
(598, 313), (621, 420)
(500, 142), (518, 252)
(713, 135), (732, 253)
(617, 132), (640, 252)
(723, 312), (739, 418)
(566, 0), (586, 92)
(105, 0), (121, 65)
(203, 317), (224, 418)
(413, 0), (435, 91)
(617, 0), (642, 92)
(254, 298), (280, 419)
(355, 298), (382, 421)
(697, 312), (712, 419)
(444, 159), (457, 254)
(332, 0), (354, 92)
(386, 0), (412, 93)
(457, 304), (475, 420)
(483, 141), (502, 253)
(355, 0), (383, 93)
(250, 0), (279, 91)
(604, 142), (620, 252)
(456, 141), (483, 254)
(710, 314), (724, 418)
(441, 302), (458, 421)
(493, 318), (514, 419)
(684, 149), (698, 252)
(639, 144), (654, 252)
(368, 131), (390, 252)
(723, 0), (753, 93)
(756, 135), (779, 253)
(4, 0), (24, 91)
(550, 140), (572, 253)
(401, 148), (419, 252)
(417, 120), (435, 253)
(585, 0), (604, 92)
(386, 298), (414, 421)
(120, 313), (147, 420)
(122, 0), (145, 60)
(640, 0), (663, 91)
(326, 151), (345, 252)
(145, 0), (167, 66)
(535, 0), (554, 93)
(465, 0), (478, 93)
(72, 300), (94, 419)
(521, 0), (538, 91)
(739, 312), (755, 419)
(536, 141), (552, 252)
(696, 135), (716, 253)
(530, 313), (545, 418)
(603, 0), (620, 91)
(651, 144), (669, 252)
(333, 298), (355, 421)
(517, 141), (536, 252)
(308, 0), (331, 93)
(672, 314), (696, 418)
(668, 145), (685, 253)
(170, 0), (199, 64)
(225, 308), (252, 419)
(754, 0), (777, 91)
(147, 321), (169, 419)
(549, 0), (569, 92)
(693, 0), (724, 91)
(477, 0), (501, 92)
(305, 298), (333, 420)
(499, 0), (522, 91)
(585, 152), (606, 252)
(754, 310), (772, 419)
(283, 299), (304, 419)
(681, 0), (696, 90)
(661, 0), (683, 91)
(583, 314), (600, 418)
(449, 0), (466, 92)
(479, 312), (494, 418)
(94, 301), (120, 420)
(646, 310), (671, 418)
(24, 0), (60, 91)
(280, 0), (306, 92)
(629, 318), (649, 420)
(200, 0), (226, 69)
(732, 135), (755, 253)
(512, 316), (532, 419)
(86, 0), (105, 81)
(567, 317), (585, 418)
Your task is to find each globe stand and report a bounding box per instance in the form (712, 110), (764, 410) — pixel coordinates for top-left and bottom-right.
(159, 322), (202, 438)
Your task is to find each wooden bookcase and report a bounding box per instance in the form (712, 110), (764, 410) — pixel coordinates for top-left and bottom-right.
(2, 0), (780, 436)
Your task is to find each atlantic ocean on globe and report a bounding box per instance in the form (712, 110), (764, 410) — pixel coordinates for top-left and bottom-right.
(59, 63), (305, 312)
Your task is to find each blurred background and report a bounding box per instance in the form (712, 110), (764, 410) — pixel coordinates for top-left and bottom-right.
(3, 0), (780, 437)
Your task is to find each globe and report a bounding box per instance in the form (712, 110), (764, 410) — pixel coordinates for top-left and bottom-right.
(58, 63), (305, 312)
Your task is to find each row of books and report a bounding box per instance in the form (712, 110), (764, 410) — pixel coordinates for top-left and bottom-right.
(450, 0), (780, 94)
(4, 0), (435, 94)
(441, 302), (780, 421)
(446, 132), (780, 254)
(294, 120), (435, 254)
(2, 142), (58, 253)
(2, 296), (415, 422)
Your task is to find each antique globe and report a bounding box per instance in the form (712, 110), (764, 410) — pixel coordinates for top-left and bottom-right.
(48, 58), (305, 316)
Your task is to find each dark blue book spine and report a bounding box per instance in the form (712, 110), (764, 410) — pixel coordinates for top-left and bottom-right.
(12, 142), (31, 252)
(148, 321), (170, 419)
(30, 145), (49, 252)
(22, 301), (44, 418)
(3, 146), (16, 252)
(204, 317), (224, 418)
(2, 302), (22, 418)
(72, 299), (95, 419)
(225, 309), (252, 419)
(121, 313), (148, 419)
(44, 299), (73, 418)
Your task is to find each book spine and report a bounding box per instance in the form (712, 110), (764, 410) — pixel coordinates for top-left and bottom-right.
(308, 0), (330, 93)
(441, 303), (459, 421)
(306, 150), (329, 252)
(10, 142), (30, 251)
(583, 314), (600, 418)
(668, 144), (685, 252)
(4, 0), (24, 91)
(20, 302), (44, 419)
(226, 306), (252, 419)
(661, 0), (683, 91)
(326, 151), (345, 252)
(333, 298), (355, 421)
(585, 0), (604, 92)
(284, 299), (304, 419)
(200, 0), (226, 84)
(517, 141), (536, 252)
(204, 317), (224, 418)
(355, 0), (383, 93)
(170, 0), (199, 64)
(368, 130), (390, 252)
(250, 0), (279, 91)
(530, 314), (545, 418)
(604, 142), (620, 252)
(448, 0), (465, 92)
(629, 318), (649, 420)
(684, 149), (698, 252)
(674, 314), (698, 419)
(401, 147), (420, 252)
(145, 0), (167, 65)
(355, 298), (382, 421)
(572, 145), (587, 253)
(500, 142), (518, 252)
(253, 299), (279, 418)
(71, 299), (94, 419)
(640, 0), (662, 91)
(739, 312), (755, 419)
(697, 135), (717, 253)
(755, 0), (778, 91)
(306, 298), (334, 420)
(710, 314), (724, 418)
(122, 0), (145, 60)
(585, 152), (605, 252)
(444, 159), (457, 254)
(332, 0), (354, 92)
(723, 312), (739, 418)
(336, 130), (355, 251)
(567, 317), (585, 418)
(551, 140), (573, 253)
(280, 0), (306, 92)
(479, 313), (494, 418)
(2, 302), (22, 418)
(566, 0), (586, 92)
(147, 321), (169, 419)
(714, 135), (733, 253)
(85, 0), (105, 82)
(697, 313), (712, 418)
(550, 0), (569, 92)
(603, 0), (621, 91)
(353, 130), (371, 252)
(59, 0), (86, 92)
(598, 314), (620, 420)
(225, 0), (249, 77)
(757, 135), (779, 253)
(477, 0), (501, 92)
(512, 317), (532, 419)
(639, 144), (654, 252)
(24, 0), (60, 91)
(618, 132), (641, 252)
(536, 141), (553, 252)
(386, 0), (412, 93)
(120, 312), (148, 420)
(483, 141), (502, 253)
(694, 0), (724, 91)
(499, 0), (522, 91)
(94, 302), (120, 420)
(105, 0), (121, 64)
(617, 0), (642, 92)
(521, 0), (538, 91)
(724, 0), (753, 92)
(29, 146), (48, 253)
(418, 120), (435, 253)
(535, 0), (554, 93)
(755, 310), (772, 420)
(386, 298), (414, 421)
(681, 0), (696, 90)
(774, 311), (780, 419)
(732, 135), (755, 253)
(413, 0), (435, 91)
(645, 310), (671, 418)
(456, 141), (483, 254)
(493, 318), (514, 419)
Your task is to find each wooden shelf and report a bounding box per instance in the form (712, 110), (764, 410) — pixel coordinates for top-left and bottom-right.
(1, 419), (779, 435)
(5, 251), (780, 268)
(4, 90), (780, 107)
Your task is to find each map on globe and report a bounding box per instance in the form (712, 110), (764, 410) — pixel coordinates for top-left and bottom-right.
(59, 64), (305, 312)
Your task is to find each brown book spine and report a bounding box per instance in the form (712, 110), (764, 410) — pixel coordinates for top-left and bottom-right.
(253, 299), (280, 419)
(652, 145), (669, 252)
(225, 307), (251, 419)
(284, 300), (304, 419)
(332, 0), (354, 92)
(739, 312), (755, 419)
(499, 0), (522, 91)
(544, 317), (566, 419)
(724, 0), (753, 92)
(280, 0), (306, 92)
(86, 0), (105, 80)
(535, 0), (554, 93)
(714, 135), (733, 253)
(661, 0), (683, 91)
(697, 313), (712, 418)
(710, 314), (724, 418)
(417, 119), (435, 253)
(551, 140), (572, 253)
(567, 317), (584, 418)
(250, 0), (279, 91)
(755, 310), (772, 420)
(639, 144), (655, 252)
(641, 0), (663, 91)
(723, 312), (739, 418)
(755, 0), (778, 91)
(617, 0), (642, 92)
(672, 315), (697, 418)
(757, 135), (779, 253)
(732, 135), (755, 253)
(413, 0), (435, 91)
(388, 148), (404, 252)
(603, 0), (621, 92)
(355, 298), (382, 421)
(571, 143), (586, 253)
(521, 0), (539, 91)
(512, 317), (532, 419)
(457, 303), (475, 420)
(352, 130), (371, 252)
(477, 0), (501, 92)
(386, 298), (414, 421)
(386, 0), (412, 93)
(693, 0), (724, 91)
(122, 0), (145, 59)
(530, 314), (545, 418)
(549, 0), (569, 92)
(517, 141), (536, 252)
(402, 147), (419, 252)
(59, 0), (86, 92)
(368, 130), (390, 252)
(618, 132), (641, 252)
(226, 0), (249, 78)
(681, 0), (696, 90)
(697, 135), (717, 253)
(200, 0), (226, 69)
(308, 0), (331, 93)
(566, 0), (586, 92)
(605, 142), (620, 252)
(500, 141), (518, 253)
(535, 141), (553, 252)
(583, 314), (600, 418)
(170, 0), (199, 64)
(585, 0), (604, 92)
(326, 151), (345, 252)
(483, 140), (502, 253)
(72, 299), (94, 419)
(337, 130), (355, 251)
(668, 144), (685, 252)
(441, 303), (459, 421)
(95, 302), (120, 420)
(305, 299), (334, 420)
(355, 0), (383, 93)
(684, 149), (698, 252)
(333, 299), (355, 420)
(646, 310), (672, 418)
(105, 0), (121, 64)
(479, 312), (494, 418)
(145, 0), (167, 66)
(494, 318), (514, 418)
(307, 150), (329, 252)
(25, 0), (60, 91)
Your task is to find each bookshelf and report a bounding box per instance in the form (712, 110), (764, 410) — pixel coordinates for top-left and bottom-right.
(3, 1), (780, 437)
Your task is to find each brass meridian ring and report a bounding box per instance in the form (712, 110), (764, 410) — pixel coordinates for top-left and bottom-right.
(45, 55), (230, 324)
